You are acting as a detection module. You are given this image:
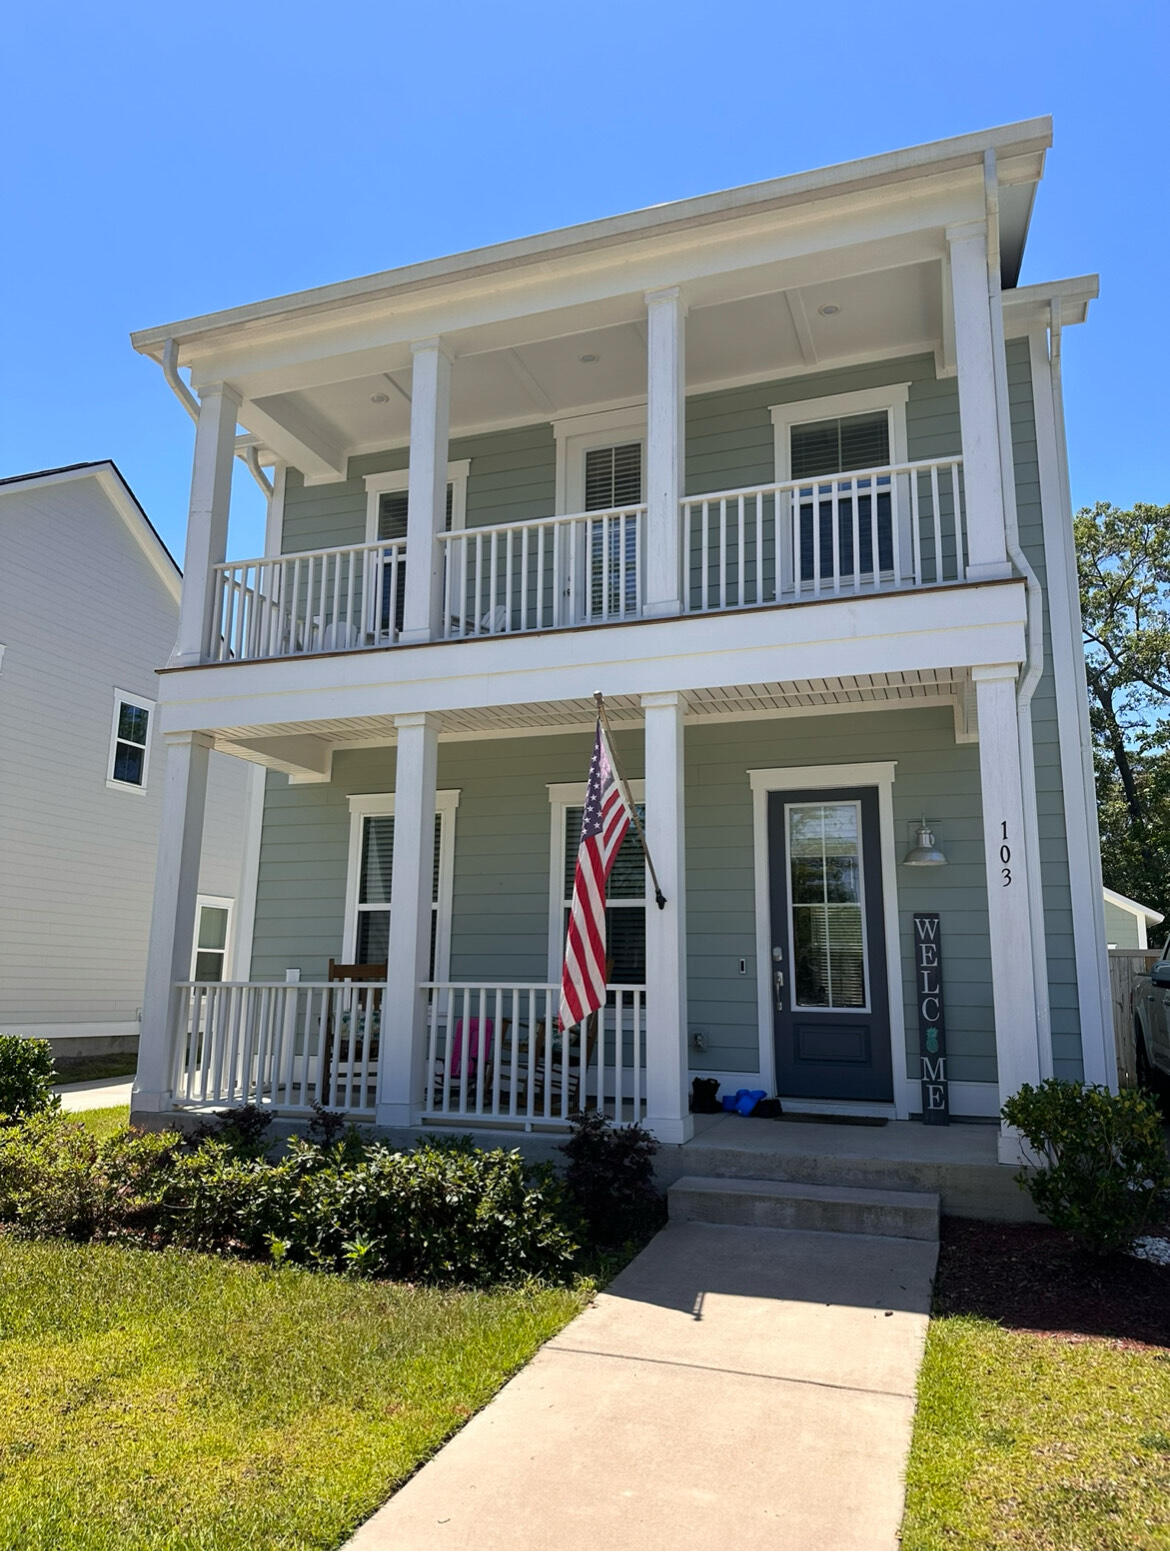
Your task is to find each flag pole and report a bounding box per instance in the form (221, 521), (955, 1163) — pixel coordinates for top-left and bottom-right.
(594, 691), (667, 910)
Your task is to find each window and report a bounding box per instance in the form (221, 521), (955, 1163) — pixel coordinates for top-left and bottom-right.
(787, 801), (869, 1011)
(363, 464), (470, 636)
(107, 689), (155, 790)
(584, 442), (642, 616)
(192, 896), (233, 981)
(771, 386), (910, 586)
(344, 791), (459, 979)
(548, 781), (647, 988)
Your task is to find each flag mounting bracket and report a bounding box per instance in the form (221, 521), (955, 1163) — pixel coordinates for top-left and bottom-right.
(594, 691), (667, 910)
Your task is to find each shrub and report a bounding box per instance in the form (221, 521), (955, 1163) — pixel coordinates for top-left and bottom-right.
(0, 1035), (58, 1123)
(559, 1110), (665, 1248)
(1002, 1078), (1170, 1255)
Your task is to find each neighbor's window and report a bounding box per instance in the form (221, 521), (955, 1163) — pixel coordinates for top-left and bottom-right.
(107, 691), (155, 789)
(561, 801), (647, 988)
(192, 898), (233, 981)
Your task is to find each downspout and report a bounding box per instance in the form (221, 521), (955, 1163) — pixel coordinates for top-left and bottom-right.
(162, 337), (274, 500)
(984, 149), (1053, 1080)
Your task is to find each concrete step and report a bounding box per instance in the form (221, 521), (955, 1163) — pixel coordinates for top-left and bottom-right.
(667, 1174), (940, 1240)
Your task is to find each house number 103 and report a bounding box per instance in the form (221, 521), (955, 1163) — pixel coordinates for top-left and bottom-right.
(999, 820), (1012, 886)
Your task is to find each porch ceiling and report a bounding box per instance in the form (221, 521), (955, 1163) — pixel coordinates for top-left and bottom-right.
(212, 668), (972, 770)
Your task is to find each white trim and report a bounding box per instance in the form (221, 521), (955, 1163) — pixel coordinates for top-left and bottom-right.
(231, 764), (267, 978)
(342, 789), (460, 978)
(191, 894), (234, 980)
(546, 778), (645, 980)
(106, 687), (157, 792)
(747, 760), (908, 1116)
(769, 384), (911, 482)
(552, 409), (646, 516)
(362, 459), (471, 544)
(265, 463), (287, 554)
(1103, 886), (1164, 927)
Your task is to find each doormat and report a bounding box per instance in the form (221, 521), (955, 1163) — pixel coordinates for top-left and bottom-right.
(779, 1112), (888, 1127)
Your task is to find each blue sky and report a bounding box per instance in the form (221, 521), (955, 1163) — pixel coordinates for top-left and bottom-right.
(2, 0), (1166, 562)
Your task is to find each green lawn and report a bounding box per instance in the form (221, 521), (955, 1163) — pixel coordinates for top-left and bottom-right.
(0, 1239), (591, 1551)
(902, 1314), (1170, 1550)
(71, 1103), (131, 1139)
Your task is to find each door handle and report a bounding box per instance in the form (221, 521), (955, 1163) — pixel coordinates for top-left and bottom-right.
(774, 968), (784, 1012)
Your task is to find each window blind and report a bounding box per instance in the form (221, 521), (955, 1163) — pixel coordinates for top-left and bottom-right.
(790, 411), (889, 480)
(584, 443), (642, 511)
(378, 483), (454, 541)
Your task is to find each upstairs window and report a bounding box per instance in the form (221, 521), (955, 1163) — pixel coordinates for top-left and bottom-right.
(107, 690), (155, 790)
(584, 441), (642, 617)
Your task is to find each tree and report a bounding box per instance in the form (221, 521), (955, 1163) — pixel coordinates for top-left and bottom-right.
(1075, 501), (1170, 919)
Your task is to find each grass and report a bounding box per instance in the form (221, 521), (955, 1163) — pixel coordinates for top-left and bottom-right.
(0, 1238), (591, 1551)
(901, 1314), (1170, 1550)
(70, 1103), (131, 1140)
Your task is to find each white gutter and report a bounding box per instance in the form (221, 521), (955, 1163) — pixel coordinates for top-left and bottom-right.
(162, 337), (274, 500)
(984, 148), (1052, 1080)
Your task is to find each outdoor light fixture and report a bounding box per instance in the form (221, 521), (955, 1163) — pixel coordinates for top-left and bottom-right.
(369, 392), (390, 403)
(902, 818), (948, 867)
(578, 352), (599, 363)
(817, 302), (841, 316)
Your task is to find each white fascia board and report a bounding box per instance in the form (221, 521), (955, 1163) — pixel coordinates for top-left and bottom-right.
(1002, 275), (1099, 335)
(132, 118), (1050, 361)
(0, 462), (181, 601)
(1103, 886), (1165, 925)
(155, 580), (1027, 737)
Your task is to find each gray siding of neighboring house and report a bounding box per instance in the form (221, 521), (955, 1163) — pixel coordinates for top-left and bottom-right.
(252, 347), (1086, 1093)
(1103, 899), (1143, 950)
(0, 475), (251, 1039)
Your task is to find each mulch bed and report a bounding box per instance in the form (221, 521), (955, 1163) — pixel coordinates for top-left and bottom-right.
(936, 1217), (1170, 1351)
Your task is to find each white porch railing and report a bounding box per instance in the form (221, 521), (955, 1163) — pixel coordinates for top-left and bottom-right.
(421, 981), (647, 1127)
(679, 457), (965, 612)
(205, 539), (407, 663)
(170, 980), (383, 1114)
(437, 505), (645, 638)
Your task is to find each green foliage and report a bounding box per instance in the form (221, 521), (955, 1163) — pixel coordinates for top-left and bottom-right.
(0, 1112), (579, 1286)
(0, 1034), (59, 1123)
(1075, 501), (1170, 916)
(1001, 1078), (1170, 1254)
(559, 1109), (665, 1247)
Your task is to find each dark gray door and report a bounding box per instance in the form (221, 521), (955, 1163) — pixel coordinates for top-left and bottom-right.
(768, 787), (892, 1102)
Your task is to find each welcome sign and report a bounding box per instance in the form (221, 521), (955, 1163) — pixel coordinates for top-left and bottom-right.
(914, 912), (949, 1124)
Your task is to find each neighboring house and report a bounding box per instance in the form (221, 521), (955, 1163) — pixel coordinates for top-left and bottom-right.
(0, 463), (255, 1056)
(128, 118), (1113, 1165)
(1103, 887), (1164, 950)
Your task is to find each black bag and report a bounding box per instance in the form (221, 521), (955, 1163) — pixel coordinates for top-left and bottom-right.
(752, 1097), (784, 1119)
(690, 1077), (721, 1114)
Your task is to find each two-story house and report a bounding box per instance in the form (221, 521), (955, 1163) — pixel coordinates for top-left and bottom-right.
(128, 119), (1111, 1167)
(0, 461), (253, 1058)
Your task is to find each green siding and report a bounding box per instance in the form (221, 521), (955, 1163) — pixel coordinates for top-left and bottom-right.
(1104, 899), (1143, 949)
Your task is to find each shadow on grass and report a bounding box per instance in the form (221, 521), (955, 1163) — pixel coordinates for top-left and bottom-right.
(935, 1218), (1170, 1350)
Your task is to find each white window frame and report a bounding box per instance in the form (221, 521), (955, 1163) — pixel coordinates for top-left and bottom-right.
(343, 789), (460, 979)
(546, 778), (646, 981)
(106, 687), (156, 793)
(362, 460), (472, 543)
(191, 895), (235, 981)
(784, 798), (872, 1015)
(748, 761), (909, 1119)
(551, 408), (646, 516)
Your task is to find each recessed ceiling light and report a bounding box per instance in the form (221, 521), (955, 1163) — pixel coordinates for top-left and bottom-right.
(578, 352), (599, 363)
(370, 392), (390, 403)
(817, 303), (841, 317)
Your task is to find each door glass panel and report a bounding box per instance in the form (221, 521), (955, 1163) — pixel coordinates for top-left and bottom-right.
(787, 802), (867, 1010)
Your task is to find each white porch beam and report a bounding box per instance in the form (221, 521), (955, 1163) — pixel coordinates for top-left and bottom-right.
(400, 339), (453, 645)
(644, 288), (686, 618)
(133, 733), (213, 1113)
(172, 383), (240, 667)
(948, 222), (1009, 580)
(377, 711), (439, 1125)
(221, 733), (333, 781)
(973, 664), (1042, 1162)
(243, 393), (348, 482)
(642, 691), (693, 1143)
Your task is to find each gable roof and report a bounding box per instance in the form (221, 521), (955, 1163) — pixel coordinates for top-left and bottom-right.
(1103, 887), (1165, 926)
(0, 460), (180, 601)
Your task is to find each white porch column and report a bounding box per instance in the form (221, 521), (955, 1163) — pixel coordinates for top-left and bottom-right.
(947, 223), (1010, 582)
(974, 664), (1043, 1162)
(133, 732), (213, 1112)
(171, 383), (241, 667)
(400, 338), (453, 645)
(641, 691), (692, 1143)
(377, 711), (439, 1126)
(643, 287), (686, 618)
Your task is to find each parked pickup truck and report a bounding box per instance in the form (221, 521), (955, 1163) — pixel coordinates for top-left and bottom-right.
(1135, 933), (1170, 1086)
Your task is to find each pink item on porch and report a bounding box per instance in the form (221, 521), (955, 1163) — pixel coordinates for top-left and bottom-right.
(450, 1018), (494, 1079)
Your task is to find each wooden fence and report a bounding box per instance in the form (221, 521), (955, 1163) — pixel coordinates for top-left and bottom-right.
(1108, 948), (1159, 1087)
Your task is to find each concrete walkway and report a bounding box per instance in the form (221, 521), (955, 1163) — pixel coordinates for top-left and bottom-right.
(54, 1076), (134, 1111)
(347, 1221), (937, 1551)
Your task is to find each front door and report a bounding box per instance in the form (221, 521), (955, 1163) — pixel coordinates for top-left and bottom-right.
(768, 787), (892, 1102)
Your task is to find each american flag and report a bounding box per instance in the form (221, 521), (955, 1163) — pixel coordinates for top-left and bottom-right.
(558, 721), (634, 1031)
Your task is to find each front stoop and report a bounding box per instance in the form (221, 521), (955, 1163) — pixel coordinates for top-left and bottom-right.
(669, 1174), (940, 1240)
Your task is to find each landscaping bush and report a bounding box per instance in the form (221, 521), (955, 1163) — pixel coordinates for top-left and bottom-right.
(0, 1034), (58, 1123)
(1002, 1078), (1170, 1254)
(559, 1110), (665, 1247)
